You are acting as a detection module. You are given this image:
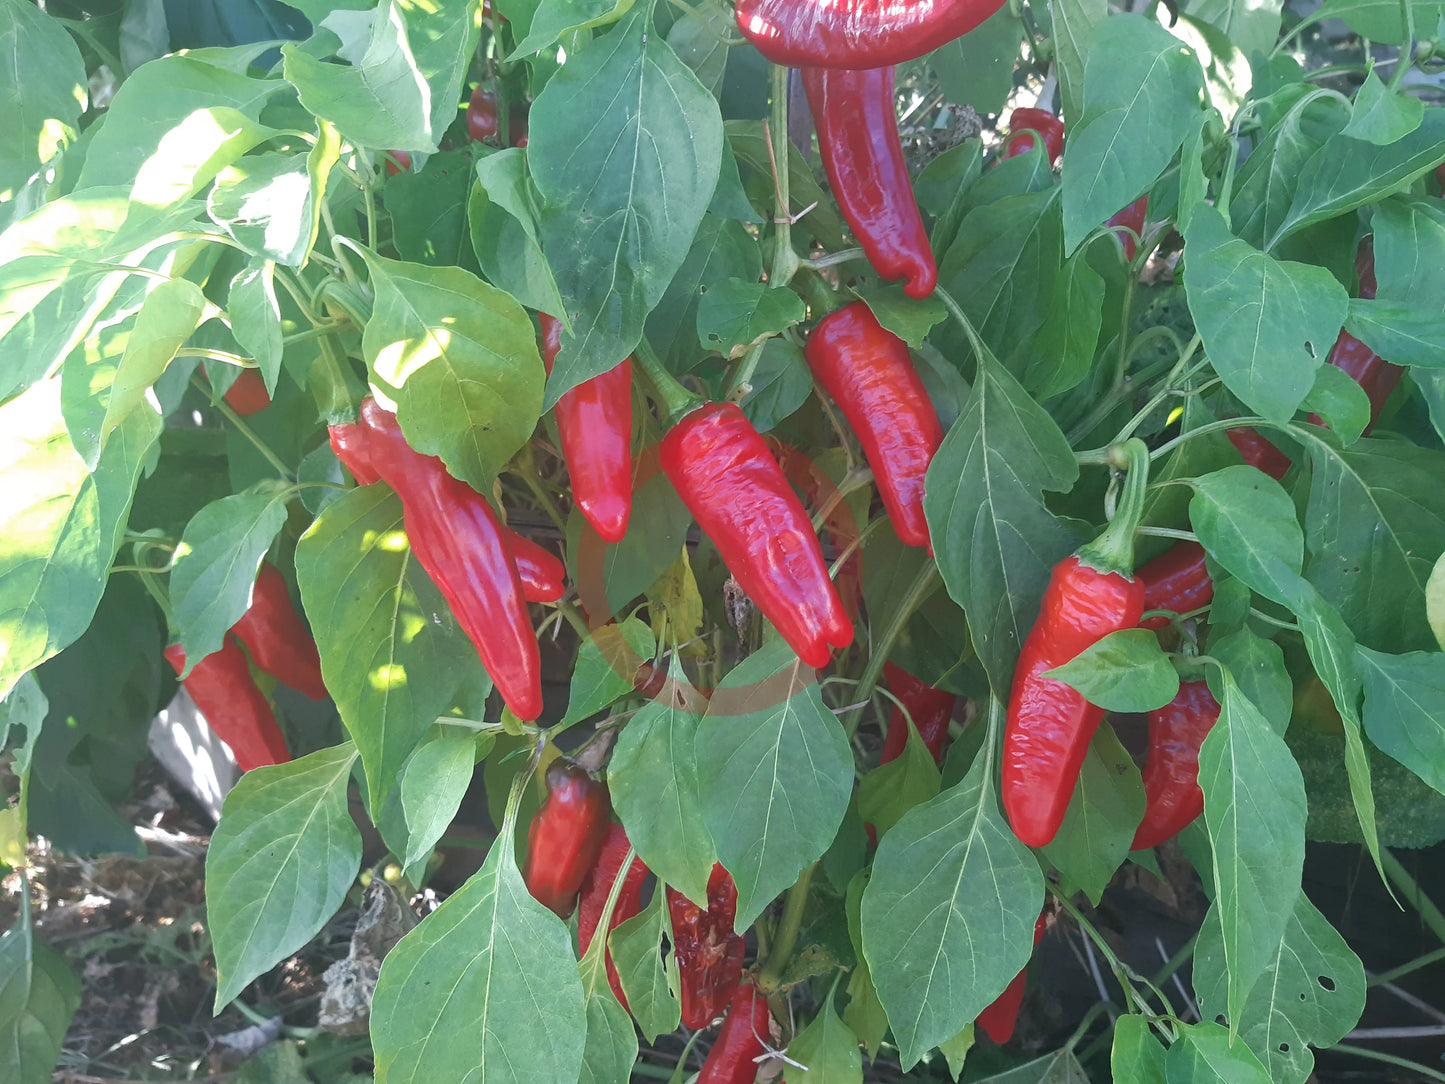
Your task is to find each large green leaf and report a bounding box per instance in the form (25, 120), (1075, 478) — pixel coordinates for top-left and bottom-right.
(694, 640), (853, 926)
(399, 0), (483, 145)
(0, 0), (86, 220)
(0, 901), (81, 1084)
(529, 6), (723, 407)
(207, 744), (363, 1011)
(1359, 647), (1445, 795)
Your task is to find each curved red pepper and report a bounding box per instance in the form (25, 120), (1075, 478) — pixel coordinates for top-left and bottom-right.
(1137, 541), (1213, 632)
(698, 983), (771, 1082)
(540, 314), (634, 543)
(1225, 426), (1291, 481)
(803, 302), (943, 549)
(165, 638), (291, 771)
(661, 402), (852, 669)
(1106, 196), (1149, 260)
(577, 823), (649, 1008)
(467, 87), (528, 146)
(1001, 108), (1065, 167)
(1132, 680), (1221, 850)
(667, 864), (746, 1030)
(801, 66), (937, 301)
(357, 398), (544, 720)
(975, 910), (1047, 1043)
(524, 758), (614, 918)
(329, 422), (381, 485)
(735, 0), (1005, 70)
(232, 563), (329, 700)
(504, 528), (566, 603)
(768, 438), (863, 621)
(879, 660), (956, 766)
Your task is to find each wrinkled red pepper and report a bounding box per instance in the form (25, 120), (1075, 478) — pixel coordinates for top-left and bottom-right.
(768, 438), (863, 621)
(975, 910), (1047, 1043)
(1003, 441), (1150, 847)
(165, 638), (291, 771)
(540, 314), (634, 543)
(801, 66), (937, 300)
(735, 0), (1005, 70)
(661, 402), (852, 669)
(1132, 680), (1221, 850)
(697, 982), (771, 1082)
(1137, 541), (1213, 632)
(344, 398), (544, 719)
(524, 757), (614, 918)
(879, 661), (956, 767)
(232, 563), (329, 700)
(667, 864), (747, 1030)
(1001, 107), (1065, 166)
(576, 823), (649, 1008)
(803, 302), (943, 549)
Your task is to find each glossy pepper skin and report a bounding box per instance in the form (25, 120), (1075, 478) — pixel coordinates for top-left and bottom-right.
(1003, 556), (1146, 846)
(667, 864), (747, 1030)
(576, 823), (649, 1008)
(1001, 108), (1065, 166)
(165, 639), (291, 771)
(540, 314), (634, 543)
(1132, 681), (1221, 850)
(504, 528), (566, 603)
(356, 398), (544, 719)
(975, 910), (1047, 1043)
(698, 983), (771, 1083)
(1137, 541), (1213, 632)
(329, 422), (380, 485)
(735, 0), (1005, 70)
(879, 661), (956, 766)
(802, 66), (937, 300)
(1225, 425), (1291, 481)
(209, 366), (270, 416)
(804, 302), (943, 549)
(661, 402), (852, 668)
(232, 563), (329, 699)
(524, 758), (614, 918)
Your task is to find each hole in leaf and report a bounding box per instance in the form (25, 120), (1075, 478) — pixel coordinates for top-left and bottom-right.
(1214, 1014), (1228, 1026)
(1318, 975), (1336, 991)
(1280, 1043), (1290, 1053)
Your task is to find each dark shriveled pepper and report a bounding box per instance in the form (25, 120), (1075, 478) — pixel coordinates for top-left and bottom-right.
(576, 822), (649, 1007)
(667, 864), (747, 1030)
(735, 0), (1006, 70)
(803, 301), (942, 549)
(661, 402), (851, 669)
(524, 758), (614, 918)
(801, 65), (937, 300)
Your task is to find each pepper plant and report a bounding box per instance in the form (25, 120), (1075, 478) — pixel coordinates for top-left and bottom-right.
(3, 0), (1445, 1081)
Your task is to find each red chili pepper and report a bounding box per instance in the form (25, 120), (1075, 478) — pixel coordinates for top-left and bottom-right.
(879, 661), (955, 767)
(576, 823), (649, 1008)
(801, 66), (937, 300)
(698, 983), (771, 1083)
(734, 0), (1004, 70)
(1003, 440), (1150, 847)
(384, 150), (411, 176)
(661, 402), (852, 669)
(164, 638), (291, 771)
(523, 757), (614, 918)
(231, 563), (329, 700)
(1001, 107), (1065, 166)
(329, 422), (381, 485)
(768, 438), (863, 622)
(803, 301), (942, 549)
(540, 314), (634, 543)
(1137, 541), (1212, 632)
(355, 398), (544, 719)
(975, 910), (1047, 1043)
(467, 87), (528, 146)
(667, 864), (747, 1030)
(1106, 196), (1149, 260)
(504, 528), (566, 603)
(208, 366), (270, 416)
(1224, 425), (1291, 481)
(1132, 680), (1221, 850)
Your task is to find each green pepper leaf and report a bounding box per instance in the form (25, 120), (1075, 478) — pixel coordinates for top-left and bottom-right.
(1044, 628), (1180, 712)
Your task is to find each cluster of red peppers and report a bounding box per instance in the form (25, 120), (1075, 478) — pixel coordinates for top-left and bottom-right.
(165, 562), (328, 771)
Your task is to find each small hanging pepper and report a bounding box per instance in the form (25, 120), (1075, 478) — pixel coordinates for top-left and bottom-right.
(576, 823), (650, 1008)
(734, 0), (1005, 70)
(801, 66), (937, 300)
(1001, 108), (1065, 166)
(1003, 440), (1151, 847)
(661, 401), (852, 668)
(697, 983), (772, 1083)
(231, 563), (329, 700)
(504, 527), (566, 603)
(1132, 680), (1221, 850)
(165, 638), (291, 771)
(1224, 425), (1291, 481)
(524, 757), (614, 918)
(879, 661), (956, 767)
(667, 864), (747, 1030)
(467, 86), (528, 147)
(1137, 541), (1213, 632)
(207, 366), (271, 416)
(540, 314), (634, 543)
(975, 910), (1047, 1043)
(1106, 196), (1150, 260)
(329, 422), (380, 485)
(354, 398), (544, 720)
(804, 302), (943, 549)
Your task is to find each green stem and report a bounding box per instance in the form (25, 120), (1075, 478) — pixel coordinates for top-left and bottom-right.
(190, 374), (295, 479)
(756, 862), (816, 993)
(1383, 849), (1445, 945)
(1332, 1043), (1445, 1083)
(179, 347), (254, 368)
(311, 331), (364, 423)
(512, 443), (569, 533)
(767, 63), (801, 290)
(634, 338), (703, 424)
(728, 341), (768, 401)
(1370, 945), (1445, 986)
(843, 560), (940, 738)
(800, 248), (867, 272)
(1387, 0), (1416, 93)
(934, 286), (999, 368)
(1076, 438), (1150, 575)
